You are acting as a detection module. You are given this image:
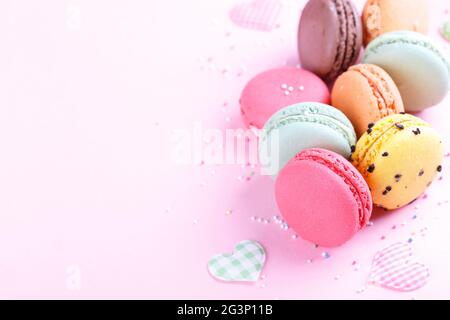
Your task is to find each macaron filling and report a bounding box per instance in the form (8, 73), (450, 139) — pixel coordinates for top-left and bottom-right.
(295, 149), (371, 228)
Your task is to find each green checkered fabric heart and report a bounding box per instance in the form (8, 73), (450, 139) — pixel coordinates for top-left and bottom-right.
(208, 240), (265, 282)
(441, 20), (450, 43)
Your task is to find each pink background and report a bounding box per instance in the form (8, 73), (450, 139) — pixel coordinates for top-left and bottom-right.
(0, 0), (449, 299)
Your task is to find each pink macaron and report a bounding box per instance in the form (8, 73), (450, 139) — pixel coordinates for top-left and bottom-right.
(240, 68), (330, 129)
(275, 148), (372, 247)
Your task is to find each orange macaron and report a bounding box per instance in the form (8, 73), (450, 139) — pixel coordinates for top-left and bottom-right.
(362, 0), (429, 46)
(331, 64), (404, 137)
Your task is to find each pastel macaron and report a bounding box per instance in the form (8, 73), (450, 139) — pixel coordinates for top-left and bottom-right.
(332, 64), (404, 137)
(298, 0), (362, 81)
(259, 103), (356, 176)
(363, 31), (450, 112)
(352, 114), (444, 210)
(275, 148), (373, 247)
(240, 68), (330, 129)
(362, 0), (429, 46)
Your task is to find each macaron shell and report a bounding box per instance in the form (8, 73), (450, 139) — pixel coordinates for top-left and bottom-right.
(298, 0), (362, 81)
(260, 121), (354, 175)
(361, 126), (443, 210)
(332, 64), (404, 137)
(275, 151), (369, 247)
(240, 68), (330, 129)
(351, 114), (418, 169)
(342, 0), (363, 75)
(299, 0), (341, 78)
(362, 0), (429, 46)
(363, 32), (450, 112)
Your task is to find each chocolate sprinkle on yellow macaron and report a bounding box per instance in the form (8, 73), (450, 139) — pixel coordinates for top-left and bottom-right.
(352, 114), (444, 210)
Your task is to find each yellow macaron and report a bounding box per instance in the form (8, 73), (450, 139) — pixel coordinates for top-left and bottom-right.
(352, 114), (444, 210)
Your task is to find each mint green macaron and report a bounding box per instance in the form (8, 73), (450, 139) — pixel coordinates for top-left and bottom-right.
(363, 31), (450, 113)
(259, 102), (356, 176)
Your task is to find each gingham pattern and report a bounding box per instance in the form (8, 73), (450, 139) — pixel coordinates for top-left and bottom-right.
(208, 240), (265, 282)
(369, 243), (430, 292)
(229, 0), (282, 32)
(441, 20), (450, 43)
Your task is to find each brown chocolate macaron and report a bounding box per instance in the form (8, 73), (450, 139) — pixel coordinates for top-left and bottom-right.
(298, 0), (363, 82)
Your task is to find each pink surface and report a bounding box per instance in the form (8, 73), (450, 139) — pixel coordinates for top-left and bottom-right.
(240, 67), (330, 128)
(0, 0), (449, 299)
(275, 149), (370, 248)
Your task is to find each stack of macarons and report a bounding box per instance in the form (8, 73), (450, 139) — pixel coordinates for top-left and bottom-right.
(238, 0), (450, 248)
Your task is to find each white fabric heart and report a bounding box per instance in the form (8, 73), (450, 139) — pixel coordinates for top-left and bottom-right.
(229, 0), (282, 32)
(369, 242), (430, 292)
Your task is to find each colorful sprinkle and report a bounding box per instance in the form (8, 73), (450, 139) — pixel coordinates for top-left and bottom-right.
(322, 252), (331, 259)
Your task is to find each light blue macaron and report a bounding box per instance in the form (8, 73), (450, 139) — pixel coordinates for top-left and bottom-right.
(259, 102), (356, 176)
(363, 31), (450, 112)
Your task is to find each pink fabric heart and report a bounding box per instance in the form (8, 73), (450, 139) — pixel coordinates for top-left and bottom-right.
(369, 243), (430, 292)
(229, 0), (282, 32)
